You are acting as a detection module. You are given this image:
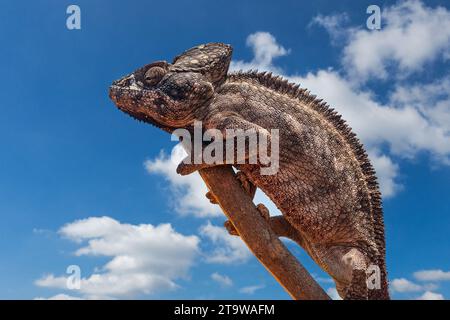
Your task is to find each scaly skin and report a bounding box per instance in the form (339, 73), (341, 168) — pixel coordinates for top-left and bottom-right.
(109, 43), (389, 299)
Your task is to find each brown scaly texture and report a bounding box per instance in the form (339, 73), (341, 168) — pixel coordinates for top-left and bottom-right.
(109, 43), (389, 299)
(226, 70), (388, 299)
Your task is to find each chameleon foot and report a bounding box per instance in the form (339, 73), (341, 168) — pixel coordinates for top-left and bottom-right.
(236, 171), (256, 199)
(224, 220), (239, 236)
(256, 203), (270, 221)
(205, 171), (255, 205)
(205, 191), (218, 204)
(224, 203), (270, 236)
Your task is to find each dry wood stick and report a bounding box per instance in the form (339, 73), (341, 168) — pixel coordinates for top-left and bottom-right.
(198, 166), (330, 300)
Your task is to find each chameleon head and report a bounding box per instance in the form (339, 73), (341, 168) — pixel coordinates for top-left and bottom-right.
(109, 43), (233, 130)
(109, 61), (215, 129)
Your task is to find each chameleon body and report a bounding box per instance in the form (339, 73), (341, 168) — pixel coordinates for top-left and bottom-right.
(109, 43), (389, 299)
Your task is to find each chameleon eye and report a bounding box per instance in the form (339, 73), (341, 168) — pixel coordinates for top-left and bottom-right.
(144, 66), (166, 86)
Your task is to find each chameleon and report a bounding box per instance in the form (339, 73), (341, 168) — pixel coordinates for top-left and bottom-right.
(109, 43), (389, 300)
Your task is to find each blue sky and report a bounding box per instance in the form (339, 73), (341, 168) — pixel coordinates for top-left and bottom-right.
(0, 0), (449, 300)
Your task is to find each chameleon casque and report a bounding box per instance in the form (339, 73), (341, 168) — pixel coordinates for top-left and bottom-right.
(109, 43), (389, 300)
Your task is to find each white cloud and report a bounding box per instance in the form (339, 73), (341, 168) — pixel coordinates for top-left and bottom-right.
(210, 272), (233, 287)
(311, 13), (348, 33)
(146, 142), (284, 216)
(326, 287), (343, 300)
(390, 278), (423, 293)
(35, 274), (68, 288)
(36, 216), (199, 299)
(291, 70), (450, 161)
(417, 291), (445, 300)
(389, 275), (445, 298)
(310, 13), (350, 44)
(336, 0), (450, 81)
(390, 77), (450, 113)
(231, 31), (289, 73)
(367, 150), (401, 197)
(391, 78), (450, 163)
(199, 221), (251, 264)
(414, 269), (450, 282)
(144, 144), (222, 217)
(239, 284), (265, 295)
(311, 2), (450, 173)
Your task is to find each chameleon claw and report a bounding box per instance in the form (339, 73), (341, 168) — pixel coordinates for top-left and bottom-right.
(236, 171), (256, 198)
(206, 191), (218, 204)
(224, 220), (239, 236)
(256, 203), (270, 221)
(176, 162), (197, 175)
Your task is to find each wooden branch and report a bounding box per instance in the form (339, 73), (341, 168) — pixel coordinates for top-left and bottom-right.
(198, 166), (330, 300)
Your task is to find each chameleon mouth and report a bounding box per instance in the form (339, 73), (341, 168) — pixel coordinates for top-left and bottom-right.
(109, 80), (176, 133)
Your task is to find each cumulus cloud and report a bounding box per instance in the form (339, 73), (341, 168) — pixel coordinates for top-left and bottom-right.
(199, 221), (251, 264)
(309, 13), (350, 44)
(239, 284), (265, 295)
(390, 78), (450, 163)
(35, 274), (68, 288)
(390, 275), (443, 298)
(414, 269), (450, 282)
(390, 278), (423, 293)
(417, 291), (445, 300)
(231, 31), (289, 73)
(366, 150), (400, 197)
(210, 272), (233, 287)
(145, 144), (222, 217)
(36, 216), (199, 299)
(334, 0), (450, 81)
(291, 70), (450, 160)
